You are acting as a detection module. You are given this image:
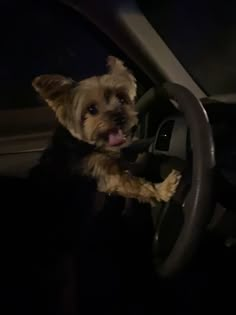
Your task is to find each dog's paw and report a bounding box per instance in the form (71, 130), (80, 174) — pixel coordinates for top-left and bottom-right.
(156, 170), (181, 202)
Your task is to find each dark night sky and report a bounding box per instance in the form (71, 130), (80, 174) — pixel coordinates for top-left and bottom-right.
(0, 0), (110, 109)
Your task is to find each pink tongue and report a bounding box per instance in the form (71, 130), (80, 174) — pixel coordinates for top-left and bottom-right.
(108, 129), (125, 146)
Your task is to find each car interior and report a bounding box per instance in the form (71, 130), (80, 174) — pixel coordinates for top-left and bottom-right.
(0, 0), (236, 314)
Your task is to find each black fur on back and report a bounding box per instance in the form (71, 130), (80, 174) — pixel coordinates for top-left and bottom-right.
(30, 124), (95, 186)
(28, 125), (152, 314)
(28, 125), (127, 313)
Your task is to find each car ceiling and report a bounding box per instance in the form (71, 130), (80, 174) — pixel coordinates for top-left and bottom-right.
(138, 0), (236, 95)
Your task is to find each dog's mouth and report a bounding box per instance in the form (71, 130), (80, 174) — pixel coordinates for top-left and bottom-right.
(107, 128), (127, 146)
(100, 128), (127, 147)
(98, 124), (137, 148)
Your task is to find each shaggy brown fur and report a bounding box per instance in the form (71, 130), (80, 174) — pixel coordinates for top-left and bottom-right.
(32, 56), (180, 205)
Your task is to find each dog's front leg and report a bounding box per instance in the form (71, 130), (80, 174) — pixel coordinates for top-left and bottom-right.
(98, 170), (180, 205)
(82, 153), (181, 205)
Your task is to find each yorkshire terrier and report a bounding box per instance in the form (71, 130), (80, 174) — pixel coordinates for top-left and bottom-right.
(32, 56), (181, 206)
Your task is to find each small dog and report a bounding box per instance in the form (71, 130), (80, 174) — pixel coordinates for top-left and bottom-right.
(32, 56), (180, 205)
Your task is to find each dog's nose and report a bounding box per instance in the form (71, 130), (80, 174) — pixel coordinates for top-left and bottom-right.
(113, 112), (126, 126)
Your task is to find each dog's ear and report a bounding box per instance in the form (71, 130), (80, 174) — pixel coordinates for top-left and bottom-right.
(107, 56), (137, 101)
(32, 74), (76, 120)
(107, 56), (129, 74)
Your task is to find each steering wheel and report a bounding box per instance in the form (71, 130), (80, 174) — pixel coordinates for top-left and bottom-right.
(125, 82), (215, 277)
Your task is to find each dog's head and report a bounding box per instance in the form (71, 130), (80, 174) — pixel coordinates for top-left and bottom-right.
(32, 56), (138, 152)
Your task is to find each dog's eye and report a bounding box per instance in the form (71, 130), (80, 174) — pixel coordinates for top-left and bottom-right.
(116, 92), (127, 105)
(87, 104), (98, 115)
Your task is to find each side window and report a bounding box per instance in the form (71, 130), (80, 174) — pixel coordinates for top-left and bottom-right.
(0, 0), (150, 110)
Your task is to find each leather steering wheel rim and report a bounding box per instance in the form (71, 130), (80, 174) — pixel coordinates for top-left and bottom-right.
(138, 82), (215, 277)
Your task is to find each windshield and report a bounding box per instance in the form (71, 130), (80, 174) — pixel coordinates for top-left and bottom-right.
(138, 0), (236, 95)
